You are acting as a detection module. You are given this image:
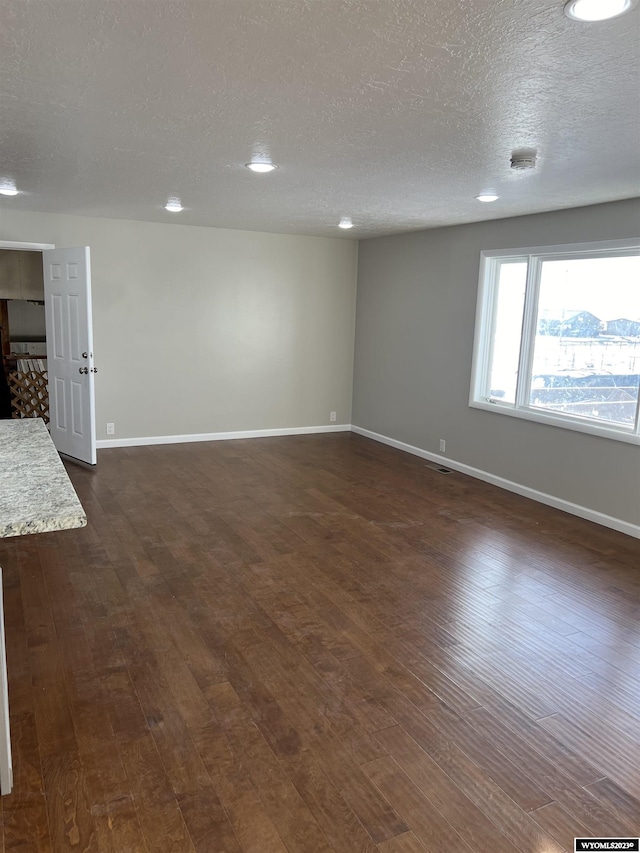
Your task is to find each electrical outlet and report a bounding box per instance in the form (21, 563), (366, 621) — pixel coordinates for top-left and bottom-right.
(439, 439), (446, 453)
(330, 411), (337, 422)
(106, 423), (115, 435)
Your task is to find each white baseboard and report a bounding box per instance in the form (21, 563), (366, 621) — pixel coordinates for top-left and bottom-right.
(351, 425), (640, 540)
(96, 423), (352, 449)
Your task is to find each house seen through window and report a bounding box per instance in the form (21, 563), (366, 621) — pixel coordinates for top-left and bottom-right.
(470, 241), (640, 442)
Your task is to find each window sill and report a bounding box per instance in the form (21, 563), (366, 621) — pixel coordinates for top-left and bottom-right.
(469, 399), (640, 445)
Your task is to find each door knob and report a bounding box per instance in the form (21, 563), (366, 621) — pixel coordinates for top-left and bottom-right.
(82, 352), (88, 359)
(79, 367), (88, 374)
(90, 367), (98, 373)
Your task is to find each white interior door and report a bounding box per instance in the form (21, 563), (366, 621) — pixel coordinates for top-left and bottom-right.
(43, 247), (96, 465)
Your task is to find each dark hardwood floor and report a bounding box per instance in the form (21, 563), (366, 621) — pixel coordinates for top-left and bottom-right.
(1, 432), (639, 852)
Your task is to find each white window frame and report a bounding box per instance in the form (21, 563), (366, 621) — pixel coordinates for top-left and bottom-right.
(469, 238), (640, 445)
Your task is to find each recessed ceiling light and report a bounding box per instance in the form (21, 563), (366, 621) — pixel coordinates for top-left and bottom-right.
(165, 198), (183, 212)
(338, 217), (354, 229)
(476, 193), (499, 203)
(564, 0), (637, 21)
(246, 162), (277, 173)
(0, 181), (19, 196)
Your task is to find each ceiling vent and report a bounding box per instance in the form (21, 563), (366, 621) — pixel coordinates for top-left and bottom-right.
(510, 149), (537, 170)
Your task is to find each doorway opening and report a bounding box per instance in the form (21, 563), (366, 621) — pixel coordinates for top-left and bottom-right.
(0, 248), (48, 423)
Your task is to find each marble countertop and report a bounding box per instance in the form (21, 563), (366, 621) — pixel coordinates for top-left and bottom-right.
(0, 419), (87, 538)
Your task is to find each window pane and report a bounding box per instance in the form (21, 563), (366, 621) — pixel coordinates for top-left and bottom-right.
(530, 255), (640, 427)
(488, 261), (527, 404)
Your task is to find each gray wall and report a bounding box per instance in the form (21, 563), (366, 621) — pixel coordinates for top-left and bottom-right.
(353, 199), (640, 527)
(7, 300), (46, 342)
(1, 209), (358, 439)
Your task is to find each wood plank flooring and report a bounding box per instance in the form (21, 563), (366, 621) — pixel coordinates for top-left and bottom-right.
(1, 432), (639, 852)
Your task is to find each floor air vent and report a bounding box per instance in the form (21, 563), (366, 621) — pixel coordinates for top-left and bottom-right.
(424, 461), (453, 474)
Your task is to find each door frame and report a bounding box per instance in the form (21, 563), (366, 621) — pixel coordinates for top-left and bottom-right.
(0, 241), (55, 410)
(0, 241), (55, 251)
(0, 240), (54, 379)
(0, 241), (98, 458)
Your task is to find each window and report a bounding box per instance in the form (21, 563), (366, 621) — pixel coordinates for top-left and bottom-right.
(470, 239), (640, 444)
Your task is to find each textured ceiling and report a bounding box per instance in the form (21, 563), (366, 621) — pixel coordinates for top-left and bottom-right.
(1, 0), (639, 238)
